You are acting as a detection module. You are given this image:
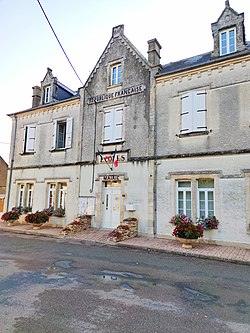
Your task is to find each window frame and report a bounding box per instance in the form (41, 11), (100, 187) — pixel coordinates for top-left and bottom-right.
(219, 27), (236, 56)
(173, 176), (217, 221)
(47, 182), (67, 209)
(17, 183), (34, 209)
(44, 85), (51, 104)
(176, 181), (192, 218)
(51, 117), (73, 151)
(111, 63), (122, 86)
(197, 180), (215, 218)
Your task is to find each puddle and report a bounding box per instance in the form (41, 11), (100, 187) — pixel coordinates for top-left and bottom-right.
(54, 260), (73, 269)
(94, 270), (143, 280)
(176, 283), (219, 303)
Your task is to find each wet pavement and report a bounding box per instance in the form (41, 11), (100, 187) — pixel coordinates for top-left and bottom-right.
(0, 221), (250, 265)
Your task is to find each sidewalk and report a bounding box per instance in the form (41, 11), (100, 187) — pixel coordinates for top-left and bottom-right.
(0, 221), (250, 265)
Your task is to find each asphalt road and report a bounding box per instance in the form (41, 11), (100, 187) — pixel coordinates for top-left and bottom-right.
(0, 232), (249, 333)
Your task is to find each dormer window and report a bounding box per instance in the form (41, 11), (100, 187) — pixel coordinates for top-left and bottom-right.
(44, 85), (51, 103)
(111, 64), (122, 86)
(220, 27), (236, 55)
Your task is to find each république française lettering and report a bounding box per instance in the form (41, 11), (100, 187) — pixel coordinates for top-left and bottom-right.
(87, 84), (146, 104)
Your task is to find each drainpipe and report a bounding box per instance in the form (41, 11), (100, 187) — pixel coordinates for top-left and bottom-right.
(6, 114), (17, 211)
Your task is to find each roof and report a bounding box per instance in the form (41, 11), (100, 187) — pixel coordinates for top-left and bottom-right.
(157, 42), (250, 77)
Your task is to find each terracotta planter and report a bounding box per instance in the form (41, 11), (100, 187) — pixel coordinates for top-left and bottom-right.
(177, 237), (198, 249)
(32, 223), (43, 230)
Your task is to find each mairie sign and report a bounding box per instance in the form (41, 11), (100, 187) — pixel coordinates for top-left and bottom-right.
(87, 84), (146, 104)
(97, 152), (127, 164)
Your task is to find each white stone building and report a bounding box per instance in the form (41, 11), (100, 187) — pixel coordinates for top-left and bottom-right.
(5, 1), (250, 247)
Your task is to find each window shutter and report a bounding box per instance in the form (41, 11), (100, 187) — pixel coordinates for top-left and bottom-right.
(103, 111), (112, 143)
(51, 121), (57, 150)
(26, 125), (36, 152)
(194, 90), (207, 131)
(180, 93), (192, 133)
(21, 127), (27, 154)
(65, 117), (73, 148)
(114, 108), (123, 141)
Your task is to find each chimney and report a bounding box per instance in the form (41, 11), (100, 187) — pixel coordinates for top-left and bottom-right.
(147, 38), (161, 67)
(112, 24), (124, 38)
(32, 86), (41, 108)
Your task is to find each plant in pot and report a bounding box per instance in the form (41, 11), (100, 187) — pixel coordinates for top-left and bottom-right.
(1, 210), (20, 225)
(25, 211), (49, 229)
(170, 214), (203, 248)
(197, 216), (219, 230)
(53, 208), (65, 217)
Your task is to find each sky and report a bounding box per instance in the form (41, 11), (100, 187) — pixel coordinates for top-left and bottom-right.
(1, 0), (250, 163)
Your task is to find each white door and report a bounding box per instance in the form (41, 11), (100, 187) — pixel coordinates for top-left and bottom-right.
(102, 183), (121, 229)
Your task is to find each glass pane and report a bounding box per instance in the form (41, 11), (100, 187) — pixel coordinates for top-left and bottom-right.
(112, 67), (117, 85)
(199, 191), (205, 200)
(178, 191), (183, 200)
(208, 191), (214, 200)
(57, 123), (66, 148)
(186, 209), (192, 218)
(178, 181), (191, 188)
(198, 179), (214, 188)
(229, 30), (235, 52)
(117, 65), (121, 84)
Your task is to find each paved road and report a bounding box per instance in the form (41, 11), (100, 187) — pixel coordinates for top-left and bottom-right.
(0, 232), (250, 333)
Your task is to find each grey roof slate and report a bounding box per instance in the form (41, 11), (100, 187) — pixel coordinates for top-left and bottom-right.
(157, 42), (250, 77)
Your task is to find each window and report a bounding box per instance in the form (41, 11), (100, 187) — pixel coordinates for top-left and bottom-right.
(44, 86), (51, 103)
(180, 90), (207, 134)
(103, 108), (123, 143)
(58, 183), (67, 209)
(51, 117), (73, 150)
(197, 179), (214, 218)
(177, 181), (192, 217)
(48, 183), (56, 208)
(47, 182), (67, 209)
(18, 184), (25, 207)
(17, 183), (34, 209)
(111, 64), (122, 86)
(22, 124), (36, 153)
(176, 178), (215, 220)
(220, 28), (236, 55)
(26, 184), (34, 209)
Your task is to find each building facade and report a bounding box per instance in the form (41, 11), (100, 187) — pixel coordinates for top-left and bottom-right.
(5, 1), (250, 246)
(155, 1), (250, 246)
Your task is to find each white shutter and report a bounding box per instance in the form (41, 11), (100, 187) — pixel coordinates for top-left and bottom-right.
(114, 108), (123, 141)
(51, 121), (57, 150)
(180, 93), (192, 133)
(194, 90), (207, 132)
(26, 125), (36, 152)
(65, 117), (73, 148)
(103, 110), (113, 143)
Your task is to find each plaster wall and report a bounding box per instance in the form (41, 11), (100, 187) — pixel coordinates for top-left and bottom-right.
(156, 59), (250, 156)
(8, 166), (80, 225)
(12, 100), (80, 168)
(79, 161), (152, 234)
(156, 154), (250, 247)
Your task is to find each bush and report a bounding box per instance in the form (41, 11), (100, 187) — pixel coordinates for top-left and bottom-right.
(53, 208), (65, 217)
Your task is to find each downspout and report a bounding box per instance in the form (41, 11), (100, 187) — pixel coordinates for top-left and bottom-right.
(153, 81), (158, 237)
(6, 114), (17, 211)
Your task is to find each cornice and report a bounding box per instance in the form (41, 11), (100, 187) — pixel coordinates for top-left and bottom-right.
(8, 97), (80, 119)
(156, 54), (250, 83)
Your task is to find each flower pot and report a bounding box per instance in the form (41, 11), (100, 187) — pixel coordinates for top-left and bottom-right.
(177, 237), (198, 249)
(32, 223), (43, 230)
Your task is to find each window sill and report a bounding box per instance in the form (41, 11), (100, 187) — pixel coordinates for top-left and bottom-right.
(20, 152), (35, 155)
(101, 141), (125, 146)
(50, 148), (69, 152)
(177, 130), (210, 138)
